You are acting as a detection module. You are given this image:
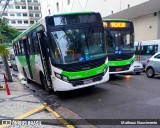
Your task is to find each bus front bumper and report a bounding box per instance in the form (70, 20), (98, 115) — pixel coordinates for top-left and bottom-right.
(109, 64), (134, 74)
(52, 69), (109, 91)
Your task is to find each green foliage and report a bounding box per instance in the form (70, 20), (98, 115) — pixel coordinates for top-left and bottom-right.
(0, 18), (19, 45)
(0, 43), (10, 56)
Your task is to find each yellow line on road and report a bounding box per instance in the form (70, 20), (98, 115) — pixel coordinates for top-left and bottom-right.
(0, 103), (75, 128)
(43, 103), (75, 128)
(14, 105), (45, 119)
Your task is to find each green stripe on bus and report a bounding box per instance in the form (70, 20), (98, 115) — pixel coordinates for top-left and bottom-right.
(62, 63), (107, 80)
(109, 58), (133, 67)
(18, 56), (27, 67)
(30, 55), (35, 65)
(18, 55), (35, 67)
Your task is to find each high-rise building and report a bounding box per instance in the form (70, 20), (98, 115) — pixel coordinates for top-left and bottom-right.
(0, 0), (42, 31)
(40, 0), (160, 41)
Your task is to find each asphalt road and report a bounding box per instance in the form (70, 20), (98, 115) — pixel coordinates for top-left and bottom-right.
(11, 69), (160, 128)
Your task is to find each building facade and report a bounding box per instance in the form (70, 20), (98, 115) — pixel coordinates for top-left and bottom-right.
(0, 0), (42, 31)
(40, 0), (160, 42)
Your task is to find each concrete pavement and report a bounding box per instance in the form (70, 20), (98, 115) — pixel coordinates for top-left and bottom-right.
(0, 73), (65, 128)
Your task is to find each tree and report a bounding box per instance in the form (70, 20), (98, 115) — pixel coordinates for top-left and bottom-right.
(0, 18), (19, 82)
(0, 18), (19, 45)
(0, 43), (12, 82)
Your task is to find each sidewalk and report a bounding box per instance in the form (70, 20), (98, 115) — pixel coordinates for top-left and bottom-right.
(0, 73), (65, 128)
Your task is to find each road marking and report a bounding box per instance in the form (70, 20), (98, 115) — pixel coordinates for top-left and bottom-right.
(43, 103), (75, 128)
(0, 103), (75, 128)
(14, 105), (45, 119)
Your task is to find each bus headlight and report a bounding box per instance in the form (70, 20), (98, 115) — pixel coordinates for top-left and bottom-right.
(54, 73), (69, 82)
(104, 65), (109, 74)
(55, 73), (61, 79)
(62, 76), (68, 82)
(130, 60), (134, 65)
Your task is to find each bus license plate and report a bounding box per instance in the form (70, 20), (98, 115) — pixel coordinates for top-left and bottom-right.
(116, 68), (122, 71)
(84, 79), (93, 84)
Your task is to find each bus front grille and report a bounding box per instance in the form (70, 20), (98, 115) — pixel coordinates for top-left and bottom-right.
(70, 73), (104, 87)
(109, 64), (131, 72)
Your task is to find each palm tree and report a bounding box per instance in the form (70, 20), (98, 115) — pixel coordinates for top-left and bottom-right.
(0, 43), (13, 82)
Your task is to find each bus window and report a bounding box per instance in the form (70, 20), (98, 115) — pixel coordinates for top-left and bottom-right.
(32, 32), (40, 54)
(15, 42), (18, 55)
(17, 41), (21, 55)
(13, 44), (16, 55)
(25, 37), (30, 55)
(28, 37), (35, 55)
(20, 40), (25, 55)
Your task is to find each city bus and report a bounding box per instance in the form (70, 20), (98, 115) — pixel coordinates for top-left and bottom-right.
(103, 19), (135, 74)
(12, 12), (109, 91)
(134, 40), (160, 67)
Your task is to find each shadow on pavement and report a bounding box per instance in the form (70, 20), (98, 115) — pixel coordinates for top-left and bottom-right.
(56, 86), (107, 100)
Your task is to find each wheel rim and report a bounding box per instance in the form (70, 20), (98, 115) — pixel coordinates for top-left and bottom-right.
(147, 69), (153, 77)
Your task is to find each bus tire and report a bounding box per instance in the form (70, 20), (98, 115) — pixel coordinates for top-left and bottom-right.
(40, 73), (50, 92)
(23, 68), (31, 83)
(146, 67), (155, 78)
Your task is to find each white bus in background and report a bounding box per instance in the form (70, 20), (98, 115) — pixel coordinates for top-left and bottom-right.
(134, 40), (160, 67)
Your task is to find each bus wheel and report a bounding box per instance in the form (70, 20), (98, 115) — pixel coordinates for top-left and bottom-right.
(146, 67), (155, 78)
(23, 69), (31, 83)
(41, 74), (50, 92)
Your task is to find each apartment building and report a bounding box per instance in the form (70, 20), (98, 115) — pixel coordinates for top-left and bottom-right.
(40, 0), (160, 41)
(0, 0), (42, 31)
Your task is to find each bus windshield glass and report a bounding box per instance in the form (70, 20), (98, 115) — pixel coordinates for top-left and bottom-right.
(106, 30), (134, 54)
(49, 27), (106, 64)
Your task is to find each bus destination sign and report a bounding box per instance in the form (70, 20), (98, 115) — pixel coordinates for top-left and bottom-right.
(103, 22), (128, 28)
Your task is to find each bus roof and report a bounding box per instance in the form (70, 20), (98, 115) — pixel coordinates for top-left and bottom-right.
(12, 22), (41, 43)
(13, 11), (98, 43)
(103, 19), (129, 22)
(54, 11), (96, 16)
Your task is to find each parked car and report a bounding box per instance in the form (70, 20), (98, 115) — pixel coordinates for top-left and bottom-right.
(133, 61), (143, 74)
(145, 52), (160, 78)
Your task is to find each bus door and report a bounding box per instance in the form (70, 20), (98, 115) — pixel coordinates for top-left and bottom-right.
(37, 31), (52, 89)
(22, 36), (33, 80)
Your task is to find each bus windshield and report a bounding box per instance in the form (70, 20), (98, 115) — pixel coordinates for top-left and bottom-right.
(106, 30), (134, 54)
(49, 26), (106, 64)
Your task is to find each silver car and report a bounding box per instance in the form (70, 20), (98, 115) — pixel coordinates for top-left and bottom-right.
(145, 52), (160, 78)
(133, 61), (143, 74)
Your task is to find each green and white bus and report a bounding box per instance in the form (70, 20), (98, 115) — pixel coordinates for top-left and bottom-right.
(103, 19), (135, 74)
(12, 12), (109, 91)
